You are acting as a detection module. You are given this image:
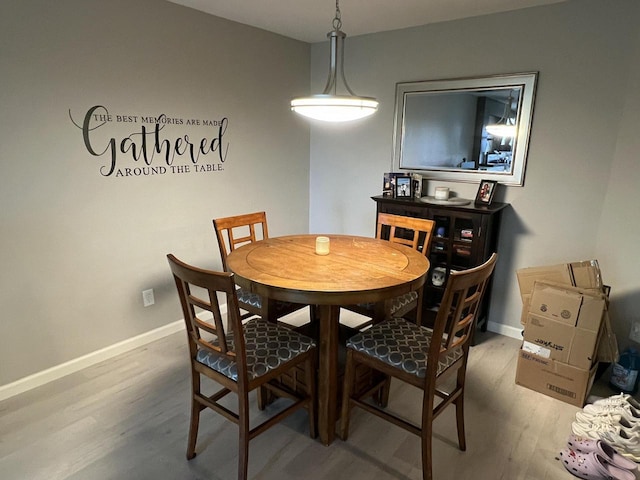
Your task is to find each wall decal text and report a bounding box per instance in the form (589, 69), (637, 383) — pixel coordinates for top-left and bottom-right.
(69, 105), (229, 178)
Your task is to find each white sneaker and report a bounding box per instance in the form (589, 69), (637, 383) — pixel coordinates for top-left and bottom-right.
(575, 411), (640, 430)
(593, 393), (640, 410)
(572, 421), (639, 439)
(583, 402), (640, 420)
(597, 429), (640, 462)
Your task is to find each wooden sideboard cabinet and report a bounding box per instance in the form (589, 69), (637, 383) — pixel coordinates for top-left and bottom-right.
(372, 195), (508, 330)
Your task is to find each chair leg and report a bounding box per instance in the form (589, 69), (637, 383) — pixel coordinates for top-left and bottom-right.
(377, 375), (391, 407)
(455, 368), (467, 451)
(257, 386), (268, 411)
(186, 372), (201, 460)
(421, 431), (434, 480)
(338, 349), (356, 440)
(372, 301), (387, 325)
(309, 305), (320, 339)
(238, 393), (250, 480)
(455, 393), (466, 451)
(305, 355), (318, 439)
(421, 389), (436, 480)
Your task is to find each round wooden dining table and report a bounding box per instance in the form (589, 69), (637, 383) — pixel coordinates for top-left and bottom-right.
(226, 234), (430, 445)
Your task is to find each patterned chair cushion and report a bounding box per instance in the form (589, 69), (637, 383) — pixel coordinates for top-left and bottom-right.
(237, 287), (262, 309)
(236, 287), (302, 315)
(351, 291), (419, 317)
(388, 291), (418, 316)
(195, 318), (316, 382)
(346, 317), (463, 378)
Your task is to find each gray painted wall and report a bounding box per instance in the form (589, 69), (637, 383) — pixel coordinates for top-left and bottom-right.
(3, 0), (640, 391)
(0, 0), (311, 386)
(308, 0), (640, 344)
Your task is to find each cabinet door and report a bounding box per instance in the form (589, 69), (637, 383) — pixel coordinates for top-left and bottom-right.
(428, 212), (450, 282)
(450, 214), (482, 270)
(425, 210), (485, 303)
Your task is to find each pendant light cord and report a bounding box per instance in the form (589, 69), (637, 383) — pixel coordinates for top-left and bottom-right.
(322, 0), (357, 96)
(333, 0), (342, 31)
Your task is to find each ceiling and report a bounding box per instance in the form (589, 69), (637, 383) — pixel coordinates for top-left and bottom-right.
(167, 0), (568, 43)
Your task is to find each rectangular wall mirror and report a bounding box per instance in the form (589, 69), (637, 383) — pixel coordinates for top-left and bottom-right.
(392, 72), (538, 186)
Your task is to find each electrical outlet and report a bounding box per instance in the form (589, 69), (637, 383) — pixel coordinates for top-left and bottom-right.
(629, 321), (640, 344)
(142, 289), (155, 307)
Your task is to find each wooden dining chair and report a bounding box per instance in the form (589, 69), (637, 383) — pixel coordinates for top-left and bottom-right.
(339, 253), (497, 480)
(342, 212), (435, 327)
(167, 254), (317, 480)
(213, 211), (315, 330)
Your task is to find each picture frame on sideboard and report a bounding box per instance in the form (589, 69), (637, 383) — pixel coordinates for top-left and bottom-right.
(395, 174), (413, 198)
(474, 179), (498, 205)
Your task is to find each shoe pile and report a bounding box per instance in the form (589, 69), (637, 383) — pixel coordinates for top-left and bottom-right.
(559, 435), (636, 480)
(571, 393), (640, 463)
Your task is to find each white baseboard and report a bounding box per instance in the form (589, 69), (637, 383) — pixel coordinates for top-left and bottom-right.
(0, 320), (184, 402)
(487, 320), (523, 340)
(0, 312), (519, 403)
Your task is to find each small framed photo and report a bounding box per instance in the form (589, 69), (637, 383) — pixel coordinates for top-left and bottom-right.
(395, 174), (413, 198)
(382, 172), (394, 197)
(475, 179), (497, 205)
(412, 173), (424, 198)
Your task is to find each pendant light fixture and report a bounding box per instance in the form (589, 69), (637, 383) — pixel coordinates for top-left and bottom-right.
(486, 90), (517, 137)
(291, 0), (378, 122)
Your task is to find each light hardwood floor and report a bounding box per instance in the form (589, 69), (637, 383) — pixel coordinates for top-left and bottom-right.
(0, 310), (636, 480)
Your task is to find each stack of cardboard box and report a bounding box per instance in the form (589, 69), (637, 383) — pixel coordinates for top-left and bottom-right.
(515, 260), (619, 407)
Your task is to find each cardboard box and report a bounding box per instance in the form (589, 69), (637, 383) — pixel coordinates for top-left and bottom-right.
(516, 260), (605, 320)
(571, 260), (604, 291)
(598, 309), (619, 364)
(515, 349), (598, 407)
(517, 263), (573, 301)
(522, 314), (602, 370)
(517, 263), (571, 320)
(522, 281), (606, 370)
(515, 260), (617, 405)
(516, 259), (603, 302)
(528, 281), (606, 331)
(516, 260), (618, 364)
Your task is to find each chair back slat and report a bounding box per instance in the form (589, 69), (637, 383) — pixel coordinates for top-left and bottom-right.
(213, 212), (268, 270)
(376, 212), (434, 256)
(430, 253), (497, 370)
(167, 254), (246, 379)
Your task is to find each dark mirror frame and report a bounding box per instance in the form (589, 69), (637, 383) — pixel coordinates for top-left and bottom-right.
(392, 72), (538, 186)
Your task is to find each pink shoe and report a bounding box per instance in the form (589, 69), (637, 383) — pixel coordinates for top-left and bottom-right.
(559, 449), (636, 480)
(567, 435), (637, 471)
